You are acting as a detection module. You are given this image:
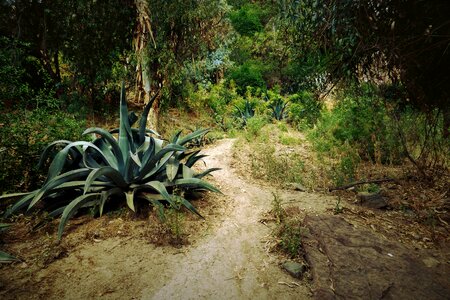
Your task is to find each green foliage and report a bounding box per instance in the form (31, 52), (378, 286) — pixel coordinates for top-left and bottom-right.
(234, 99), (256, 126)
(309, 85), (400, 164)
(278, 220), (304, 258)
(228, 61), (266, 94)
(165, 195), (185, 242)
(145, 0), (229, 108)
(0, 109), (86, 193)
(0, 37), (30, 106)
(1, 85), (220, 240)
(288, 91), (322, 128)
(1, 1), (135, 104)
(282, 0), (450, 120)
(332, 150), (360, 186)
(265, 89), (289, 121)
(247, 125), (305, 185)
(271, 192), (286, 224)
(0, 223), (18, 263)
(334, 198), (343, 215)
(245, 115), (268, 138)
(229, 4), (265, 36)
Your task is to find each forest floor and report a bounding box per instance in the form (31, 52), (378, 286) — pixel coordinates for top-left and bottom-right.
(1, 138), (450, 299)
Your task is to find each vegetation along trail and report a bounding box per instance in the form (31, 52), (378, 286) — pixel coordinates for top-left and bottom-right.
(6, 138), (333, 299)
(148, 138), (329, 299)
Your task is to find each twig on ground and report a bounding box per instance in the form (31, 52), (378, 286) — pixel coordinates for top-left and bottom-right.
(328, 178), (396, 192)
(278, 281), (300, 288)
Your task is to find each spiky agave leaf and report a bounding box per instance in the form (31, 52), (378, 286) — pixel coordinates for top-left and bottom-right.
(57, 193), (102, 240)
(0, 250), (19, 263)
(176, 128), (210, 146)
(83, 127), (124, 172)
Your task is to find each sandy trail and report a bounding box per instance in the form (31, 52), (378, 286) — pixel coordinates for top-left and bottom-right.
(146, 138), (323, 299)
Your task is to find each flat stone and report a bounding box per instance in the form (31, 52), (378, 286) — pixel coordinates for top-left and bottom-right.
(357, 192), (388, 209)
(282, 261), (307, 279)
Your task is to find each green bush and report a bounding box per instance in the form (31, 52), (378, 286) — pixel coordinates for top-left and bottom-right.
(246, 115), (268, 138)
(228, 61), (266, 94)
(265, 89), (289, 121)
(288, 91), (322, 128)
(229, 4), (265, 36)
(309, 85), (401, 164)
(1, 85), (220, 240)
(0, 109), (86, 193)
(0, 37), (30, 106)
(278, 220), (304, 258)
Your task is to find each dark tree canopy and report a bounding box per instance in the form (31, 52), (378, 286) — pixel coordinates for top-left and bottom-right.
(283, 0), (450, 113)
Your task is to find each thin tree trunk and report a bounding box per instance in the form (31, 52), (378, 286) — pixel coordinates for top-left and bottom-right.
(133, 0), (159, 130)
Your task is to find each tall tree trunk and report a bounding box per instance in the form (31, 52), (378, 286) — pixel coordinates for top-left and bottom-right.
(133, 0), (159, 130)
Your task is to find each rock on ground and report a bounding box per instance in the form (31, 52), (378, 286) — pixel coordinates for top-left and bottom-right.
(303, 215), (450, 300)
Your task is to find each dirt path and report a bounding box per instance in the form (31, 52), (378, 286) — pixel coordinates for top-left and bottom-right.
(146, 138), (332, 299)
(2, 138), (335, 299)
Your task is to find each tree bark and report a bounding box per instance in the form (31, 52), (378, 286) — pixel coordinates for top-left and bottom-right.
(133, 0), (159, 130)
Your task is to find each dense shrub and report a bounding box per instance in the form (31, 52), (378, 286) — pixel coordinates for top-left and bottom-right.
(228, 61), (266, 94)
(0, 109), (86, 193)
(229, 4), (265, 36)
(309, 85), (402, 164)
(288, 90), (322, 128)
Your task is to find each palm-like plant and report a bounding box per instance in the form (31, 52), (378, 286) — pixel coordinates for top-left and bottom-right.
(1, 84), (220, 240)
(234, 99), (255, 126)
(270, 98), (288, 121)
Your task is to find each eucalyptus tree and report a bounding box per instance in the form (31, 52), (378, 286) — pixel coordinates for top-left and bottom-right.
(133, 0), (230, 129)
(0, 0), (136, 105)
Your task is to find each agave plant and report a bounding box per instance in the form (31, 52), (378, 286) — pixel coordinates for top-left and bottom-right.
(234, 99), (255, 126)
(1, 84), (220, 240)
(270, 98), (288, 121)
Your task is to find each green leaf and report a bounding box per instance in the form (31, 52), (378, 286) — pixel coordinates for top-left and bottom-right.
(0, 192), (32, 200)
(141, 194), (166, 221)
(29, 168), (91, 210)
(139, 91), (159, 144)
(84, 167), (128, 194)
(170, 130), (183, 144)
(145, 181), (174, 206)
(173, 178), (221, 193)
(99, 188), (123, 217)
(174, 195), (203, 218)
(195, 168), (221, 179)
(186, 153), (207, 168)
(118, 83), (133, 165)
(4, 192), (37, 217)
(57, 193), (101, 240)
(37, 140), (72, 169)
(0, 223), (11, 232)
(166, 157), (180, 182)
(182, 165), (195, 179)
(128, 112), (138, 127)
(48, 206), (66, 218)
(177, 128), (210, 146)
(125, 190), (135, 212)
(83, 127), (123, 171)
(47, 142), (113, 181)
(137, 144), (184, 181)
(110, 127), (159, 137)
(0, 250), (19, 263)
